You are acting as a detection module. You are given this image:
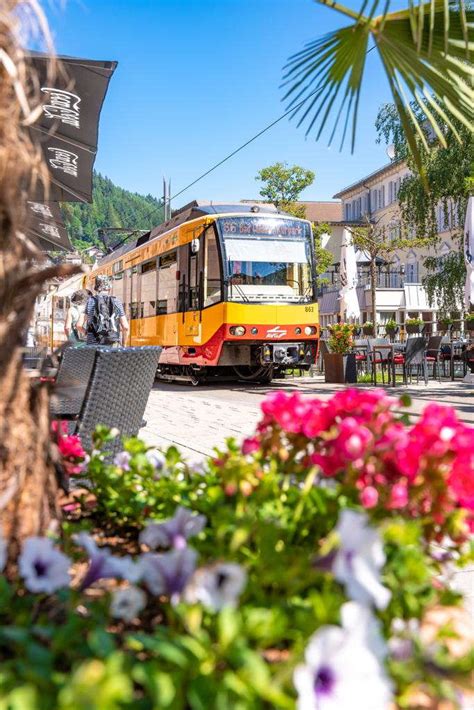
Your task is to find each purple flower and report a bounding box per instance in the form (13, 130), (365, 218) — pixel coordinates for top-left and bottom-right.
(19, 537), (71, 594)
(140, 548), (197, 604)
(74, 533), (141, 590)
(139, 507), (206, 551)
(113, 451), (131, 471)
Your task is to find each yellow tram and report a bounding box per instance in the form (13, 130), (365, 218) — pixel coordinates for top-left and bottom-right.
(86, 202), (320, 384)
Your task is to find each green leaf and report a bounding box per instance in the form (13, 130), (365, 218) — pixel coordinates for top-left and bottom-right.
(282, 0), (474, 178)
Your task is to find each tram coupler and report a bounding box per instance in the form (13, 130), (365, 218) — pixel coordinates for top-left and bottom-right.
(260, 342), (316, 367)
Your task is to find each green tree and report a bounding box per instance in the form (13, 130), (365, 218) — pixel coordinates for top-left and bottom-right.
(258, 167), (333, 286)
(61, 172), (165, 249)
(376, 102), (473, 314)
(282, 0), (473, 178)
(256, 162), (315, 208)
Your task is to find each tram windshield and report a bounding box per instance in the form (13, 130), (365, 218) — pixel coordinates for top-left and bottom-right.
(219, 217), (314, 303)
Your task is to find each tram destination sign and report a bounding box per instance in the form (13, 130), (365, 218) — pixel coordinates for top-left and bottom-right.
(220, 217), (306, 239)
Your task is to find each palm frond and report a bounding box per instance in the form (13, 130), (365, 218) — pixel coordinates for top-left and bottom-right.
(282, 0), (474, 176)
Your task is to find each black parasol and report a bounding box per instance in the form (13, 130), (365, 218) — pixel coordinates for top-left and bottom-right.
(28, 52), (117, 203)
(26, 201), (73, 252)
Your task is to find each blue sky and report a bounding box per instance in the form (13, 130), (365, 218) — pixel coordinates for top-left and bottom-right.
(45, 0), (394, 208)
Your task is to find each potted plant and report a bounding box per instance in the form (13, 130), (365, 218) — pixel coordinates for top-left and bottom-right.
(465, 313), (474, 331)
(384, 319), (398, 341)
(324, 323), (357, 383)
(405, 317), (424, 334)
(437, 315), (453, 334)
(362, 321), (375, 336)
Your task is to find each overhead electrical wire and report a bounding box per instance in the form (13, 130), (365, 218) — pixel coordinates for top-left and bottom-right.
(168, 44), (376, 205)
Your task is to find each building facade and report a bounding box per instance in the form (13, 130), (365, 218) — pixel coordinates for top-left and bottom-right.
(312, 160), (460, 331)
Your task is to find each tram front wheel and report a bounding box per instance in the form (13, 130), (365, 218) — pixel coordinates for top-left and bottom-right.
(232, 365), (274, 384)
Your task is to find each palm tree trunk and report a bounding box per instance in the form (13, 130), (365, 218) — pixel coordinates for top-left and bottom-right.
(0, 2), (79, 566)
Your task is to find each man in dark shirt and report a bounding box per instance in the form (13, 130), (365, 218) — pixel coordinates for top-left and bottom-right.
(77, 275), (129, 346)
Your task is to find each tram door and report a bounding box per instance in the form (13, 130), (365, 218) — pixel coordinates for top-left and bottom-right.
(180, 232), (204, 342)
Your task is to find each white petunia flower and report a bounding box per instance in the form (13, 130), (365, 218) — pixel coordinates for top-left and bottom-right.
(73, 532), (142, 589)
(184, 562), (247, 611)
(140, 548), (197, 605)
(0, 532), (6, 572)
(19, 537), (71, 594)
(333, 510), (391, 610)
(113, 451), (131, 471)
(139, 507), (206, 551)
(294, 601), (393, 710)
(110, 585), (146, 622)
(145, 449), (165, 471)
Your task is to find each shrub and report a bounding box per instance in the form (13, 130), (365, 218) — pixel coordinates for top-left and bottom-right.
(327, 322), (354, 354)
(1, 391), (473, 709)
(405, 318), (424, 326)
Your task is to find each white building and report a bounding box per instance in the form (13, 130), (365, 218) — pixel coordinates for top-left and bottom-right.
(312, 160), (460, 331)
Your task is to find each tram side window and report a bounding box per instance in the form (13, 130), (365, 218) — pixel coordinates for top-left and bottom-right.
(204, 230), (221, 307)
(140, 259), (157, 317)
(157, 251), (177, 314)
(111, 269), (124, 302)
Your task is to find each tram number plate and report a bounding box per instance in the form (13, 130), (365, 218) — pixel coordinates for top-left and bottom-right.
(305, 306), (314, 312)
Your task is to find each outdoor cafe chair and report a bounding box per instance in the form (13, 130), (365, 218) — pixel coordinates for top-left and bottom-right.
(353, 339), (370, 376)
(425, 335), (444, 382)
(367, 338), (390, 385)
(50, 345), (97, 418)
(74, 346), (161, 455)
(50, 346), (161, 456)
(392, 336), (428, 385)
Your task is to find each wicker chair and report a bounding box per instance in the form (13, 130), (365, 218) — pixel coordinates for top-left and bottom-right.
(74, 346), (161, 454)
(50, 346), (97, 418)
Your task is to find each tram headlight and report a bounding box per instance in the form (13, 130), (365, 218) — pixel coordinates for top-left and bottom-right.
(230, 326), (246, 336)
(295, 327), (302, 335)
(304, 326), (317, 335)
(251, 327), (258, 335)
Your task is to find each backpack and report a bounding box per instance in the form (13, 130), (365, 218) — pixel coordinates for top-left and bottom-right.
(89, 295), (120, 344)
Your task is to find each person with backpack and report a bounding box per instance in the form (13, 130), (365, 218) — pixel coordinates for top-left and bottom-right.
(64, 289), (91, 343)
(77, 275), (129, 346)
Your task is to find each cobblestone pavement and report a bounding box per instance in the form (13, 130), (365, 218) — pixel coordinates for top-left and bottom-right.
(142, 375), (474, 462)
(142, 375), (474, 617)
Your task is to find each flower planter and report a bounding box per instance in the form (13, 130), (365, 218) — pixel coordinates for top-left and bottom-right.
(323, 352), (357, 384)
(438, 322), (452, 334)
(405, 324), (424, 334)
(362, 326), (375, 336)
(385, 327), (398, 342)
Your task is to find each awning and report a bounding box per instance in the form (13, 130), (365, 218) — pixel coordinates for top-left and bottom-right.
(224, 238), (307, 263)
(28, 52), (117, 203)
(26, 201), (73, 252)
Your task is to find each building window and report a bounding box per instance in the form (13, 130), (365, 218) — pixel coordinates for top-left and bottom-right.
(345, 203), (351, 220)
(406, 251), (419, 283)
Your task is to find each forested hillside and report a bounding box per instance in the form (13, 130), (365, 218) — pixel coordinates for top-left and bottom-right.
(62, 172), (164, 250)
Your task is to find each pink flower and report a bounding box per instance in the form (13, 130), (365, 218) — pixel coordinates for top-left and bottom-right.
(242, 437), (260, 455)
(388, 482), (409, 509)
(58, 435), (85, 460)
(360, 486), (379, 509)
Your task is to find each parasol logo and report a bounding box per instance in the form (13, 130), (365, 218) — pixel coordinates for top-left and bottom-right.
(47, 148), (79, 177)
(39, 223), (61, 239)
(29, 202), (53, 218)
(41, 88), (81, 129)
